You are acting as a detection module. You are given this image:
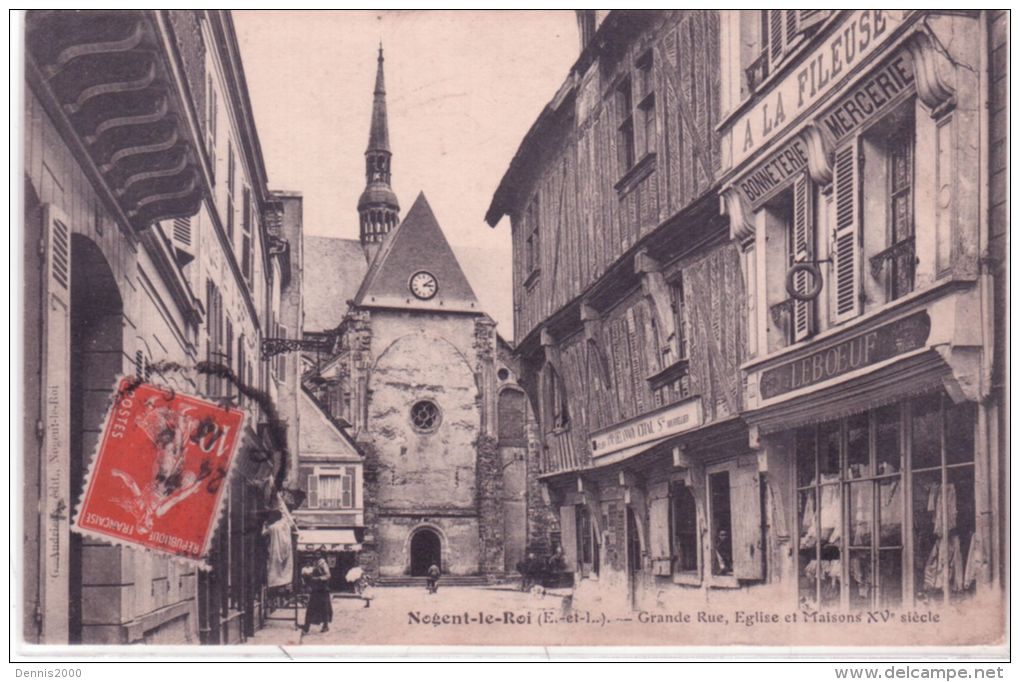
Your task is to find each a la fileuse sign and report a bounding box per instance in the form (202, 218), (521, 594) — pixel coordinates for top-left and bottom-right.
(731, 9), (906, 167)
(591, 397), (702, 459)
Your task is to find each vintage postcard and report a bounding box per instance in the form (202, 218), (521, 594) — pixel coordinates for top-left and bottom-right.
(15, 9), (1008, 658)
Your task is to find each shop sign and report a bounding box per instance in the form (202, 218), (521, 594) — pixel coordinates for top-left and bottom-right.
(737, 134), (809, 208)
(817, 50), (915, 143)
(759, 311), (930, 400)
(591, 397), (702, 459)
(731, 10), (905, 167)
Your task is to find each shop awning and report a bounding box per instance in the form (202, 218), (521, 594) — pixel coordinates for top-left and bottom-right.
(591, 434), (676, 468)
(297, 529), (361, 552)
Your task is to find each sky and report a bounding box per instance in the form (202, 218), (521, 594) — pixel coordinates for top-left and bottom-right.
(234, 10), (580, 337)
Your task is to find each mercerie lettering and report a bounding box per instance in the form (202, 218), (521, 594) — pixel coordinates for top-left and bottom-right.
(820, 53), (914, 140)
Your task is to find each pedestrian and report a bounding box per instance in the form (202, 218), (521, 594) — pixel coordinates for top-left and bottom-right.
(301, 548), (333, 634)
(426, 563), (441, 594)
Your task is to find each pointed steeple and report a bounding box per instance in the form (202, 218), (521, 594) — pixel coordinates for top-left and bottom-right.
(358, 44), (400, 262)
(367, 43), (390, 153)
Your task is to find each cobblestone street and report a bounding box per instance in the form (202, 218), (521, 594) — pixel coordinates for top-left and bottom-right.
(246, 586), (573, 648)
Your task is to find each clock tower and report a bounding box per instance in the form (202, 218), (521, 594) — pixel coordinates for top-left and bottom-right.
(358, 45), (400, 263)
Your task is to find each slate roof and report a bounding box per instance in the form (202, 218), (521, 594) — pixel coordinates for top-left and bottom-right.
(353, 192), (481, 314)
(299, 387), (362, 462)
(302, 235), (369, 332)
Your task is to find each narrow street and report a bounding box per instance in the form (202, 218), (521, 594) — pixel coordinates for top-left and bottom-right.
(247, 585), (572, 648)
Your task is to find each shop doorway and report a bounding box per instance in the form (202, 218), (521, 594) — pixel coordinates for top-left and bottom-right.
(409, 529), (441, 577)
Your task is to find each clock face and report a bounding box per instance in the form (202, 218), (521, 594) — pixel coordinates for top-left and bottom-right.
(409, 271), (438, 300)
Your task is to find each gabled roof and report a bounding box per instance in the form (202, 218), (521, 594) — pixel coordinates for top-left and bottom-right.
(302, 235), (369, 332)
(353, 192), (481, 313)
(299, 387), (362, 462)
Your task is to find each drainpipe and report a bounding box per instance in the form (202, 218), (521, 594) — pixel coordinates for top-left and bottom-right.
(975, 10), (998, 593)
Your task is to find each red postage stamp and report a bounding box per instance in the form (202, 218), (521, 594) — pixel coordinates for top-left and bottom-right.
(72, 378), (245, 565)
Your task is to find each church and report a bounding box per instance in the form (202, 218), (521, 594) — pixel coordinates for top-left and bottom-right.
(295, 48), (556, 583)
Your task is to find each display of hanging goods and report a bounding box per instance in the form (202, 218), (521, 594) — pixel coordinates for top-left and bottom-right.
(786, 261), (824, 301)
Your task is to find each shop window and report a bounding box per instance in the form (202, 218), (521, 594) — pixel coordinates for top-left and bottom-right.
(576, 504), (600, 577)
(702, 461), (765, 582)
(796, 392), (976, 611)
(670, 482), (698, 574)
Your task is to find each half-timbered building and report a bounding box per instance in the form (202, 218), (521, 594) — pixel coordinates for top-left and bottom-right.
(486, 10), (752, 612)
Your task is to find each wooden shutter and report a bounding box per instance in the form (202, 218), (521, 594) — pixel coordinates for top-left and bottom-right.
(730, 463), (764, 580)
(342, 468), (354, 508)
(768, 10), (784, 65)
(797, 10), (828, 33)
(307, 474), (318, 509)
(648, 496), (672, 576)
(41, 204), (72, 642)
(172, 216), (192, 248)
(560, 505), (577, 572)
(792, 173), (815, 341)
(785, 11), (798, 45)
(832, 141), (861, 321)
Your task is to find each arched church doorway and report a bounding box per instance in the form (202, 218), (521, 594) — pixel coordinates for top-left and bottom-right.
(69, 234), (124, 642)
(409, 528), (441, 577)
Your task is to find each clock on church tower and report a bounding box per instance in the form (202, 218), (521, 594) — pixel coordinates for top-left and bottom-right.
(409, 270), (438, 300)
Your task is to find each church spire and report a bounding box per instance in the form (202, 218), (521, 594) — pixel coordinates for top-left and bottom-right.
(358, 44), (400, 263)
(367, 43), (390, 153)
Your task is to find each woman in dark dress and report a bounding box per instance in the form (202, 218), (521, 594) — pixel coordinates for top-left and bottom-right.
(302, 550), (333, 633)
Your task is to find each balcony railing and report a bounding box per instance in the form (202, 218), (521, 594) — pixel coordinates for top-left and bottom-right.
(870, 236), (917, 301)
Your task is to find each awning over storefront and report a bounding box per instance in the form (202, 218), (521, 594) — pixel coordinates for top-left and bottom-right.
(747, 349), (949, 435)
(297, 529), (361, 552)
(590, 434), (675, 468)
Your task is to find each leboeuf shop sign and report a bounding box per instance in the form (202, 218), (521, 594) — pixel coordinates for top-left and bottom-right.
(759, 311), (930, 400)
